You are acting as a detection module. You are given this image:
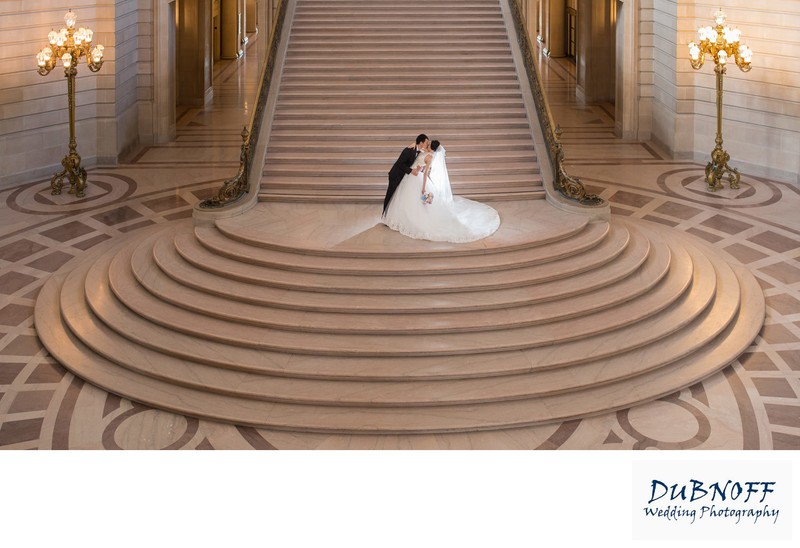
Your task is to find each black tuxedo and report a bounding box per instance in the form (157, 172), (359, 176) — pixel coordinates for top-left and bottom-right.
(383, 146), (419, 215)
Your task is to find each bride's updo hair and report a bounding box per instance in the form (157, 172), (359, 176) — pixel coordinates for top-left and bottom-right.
(430, 140), (441, 151)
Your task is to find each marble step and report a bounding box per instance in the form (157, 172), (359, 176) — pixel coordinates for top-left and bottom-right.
(87, 238), (708, 356)
(263, 163), (538, 177)
(270, 113), (527, 124)
(136, 229), (652, 315)
(291, 15), (505, 23)
(273, 112), (529, 123)
(257, 192), (543, 204)
(259, 181), (542, 194)
(273, 105), (527, 116)
(52, 226), (740, 384)
(191, 222), (609, 274)
(276, 85), (521, 95)
(266, 142), (533, 152)
(269, 124), (531, 135)
(62, 266), (739, 408)
(264, 151), (536, 163)
(167, 225), (628, 294)
(259, 180), (541, 189)
(280, 96), (522, 106)
(281, 64), (517, 75)
(213, 202), (580, 257)
(130, 230), (666, 335)
(284, 54), (516, 63)
(275, 95), (523, 105)
(280, 75), (518, 86)
(276, 89), (524, 99)
(40, 258), (758, 432)
(286, 46), (513, 56)
(297, 0), (500, 5)
(289, 30), (508, 39)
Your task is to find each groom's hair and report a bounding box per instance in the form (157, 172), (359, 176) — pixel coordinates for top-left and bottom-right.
(430, 140), (440, 151)
(415, 134), (428, 144)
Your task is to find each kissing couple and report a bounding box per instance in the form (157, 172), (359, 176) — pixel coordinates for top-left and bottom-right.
(381, 134), (500, 243)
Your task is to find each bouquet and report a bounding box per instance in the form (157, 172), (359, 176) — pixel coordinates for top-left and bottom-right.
(421, 191), (433, 204)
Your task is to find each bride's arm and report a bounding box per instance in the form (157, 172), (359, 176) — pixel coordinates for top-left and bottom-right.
(422, 154), (433, 193)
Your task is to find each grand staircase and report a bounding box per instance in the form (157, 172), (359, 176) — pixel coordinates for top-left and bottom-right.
(260, 0), (544, 203)
(33, 0), (764, 440)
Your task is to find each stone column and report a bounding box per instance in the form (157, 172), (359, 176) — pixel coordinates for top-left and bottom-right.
(220, 0), (243, 58)
(246, 0), (258, 33)
(545, 0), (566, 57)
(576, 0), (616, 103)
(616, 0), (639, 139)
(177, 0), (213, 106)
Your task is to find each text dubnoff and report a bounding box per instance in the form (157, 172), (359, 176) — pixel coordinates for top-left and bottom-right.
(642, 479), (781, 526)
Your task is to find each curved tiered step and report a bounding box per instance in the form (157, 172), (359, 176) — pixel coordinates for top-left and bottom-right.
(260, 0), (544, 203)
(34, 201), (765, 434)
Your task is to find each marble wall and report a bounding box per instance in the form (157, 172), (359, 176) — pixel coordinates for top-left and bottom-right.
(115, 0), (153, 159)
(642, 0), (800, 183)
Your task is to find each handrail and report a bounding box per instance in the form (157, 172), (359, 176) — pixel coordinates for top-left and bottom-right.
(507, 0), (605, 207)
(199, 0), (289, 209)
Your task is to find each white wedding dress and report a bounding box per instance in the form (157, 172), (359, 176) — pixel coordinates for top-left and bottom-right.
(382, 147), (500, 242)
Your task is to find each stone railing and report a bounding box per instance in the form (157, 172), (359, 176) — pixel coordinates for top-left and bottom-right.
(199, 0), (288, 209)
(507, 0), (606, 208)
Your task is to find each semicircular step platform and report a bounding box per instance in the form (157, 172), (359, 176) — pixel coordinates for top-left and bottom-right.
(34, 200), (765, 434)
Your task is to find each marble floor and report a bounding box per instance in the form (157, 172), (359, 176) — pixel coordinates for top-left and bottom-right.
(0, 41), (798, 450)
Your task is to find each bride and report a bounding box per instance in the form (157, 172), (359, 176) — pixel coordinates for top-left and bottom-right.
(382, 140), (500, 242)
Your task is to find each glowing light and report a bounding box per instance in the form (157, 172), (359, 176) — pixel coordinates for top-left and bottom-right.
(64, 10), (77, 29)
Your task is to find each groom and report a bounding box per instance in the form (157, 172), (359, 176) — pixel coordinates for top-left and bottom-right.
(382, 133), (429, 216)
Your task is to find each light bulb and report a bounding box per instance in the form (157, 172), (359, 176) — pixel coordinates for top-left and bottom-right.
(48, 30), (58, 45)
(85, 28), (93, 42)
(64, 10), (77, 29)
(43, 47), (53, 60)
(62, 52), (72, 68)
(731, 29), (741, 43)
(91, 45), (104, 63)
(722, 26), (732, 44)
(740, 45), (753, 64)
(714, 8), (726, 26)
(36, 51), (46, 67)
(718, 50), (727, 65)
(689, 43), (700, 61)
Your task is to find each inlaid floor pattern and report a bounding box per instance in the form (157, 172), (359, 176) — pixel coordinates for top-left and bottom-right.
(260, 0), (544, 203)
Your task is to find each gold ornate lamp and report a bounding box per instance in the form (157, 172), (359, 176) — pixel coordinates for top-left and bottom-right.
(36, 9), (105, 198)
(688, 8), (752, 192)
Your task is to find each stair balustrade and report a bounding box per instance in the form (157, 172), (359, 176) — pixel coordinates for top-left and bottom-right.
(507, 0), (606, 207)
(199, 0), (288, 209)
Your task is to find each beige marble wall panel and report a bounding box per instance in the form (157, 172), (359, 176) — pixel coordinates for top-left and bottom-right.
(637, 0), (656, 137)
(113, 0), (151, 157)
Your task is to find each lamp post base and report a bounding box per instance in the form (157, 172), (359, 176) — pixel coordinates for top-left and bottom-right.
(704, 145), (740, 192)
(51, 149), (87, 198)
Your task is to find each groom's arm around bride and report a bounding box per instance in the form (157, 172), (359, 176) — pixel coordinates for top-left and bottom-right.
(382, 134), (427, 216)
